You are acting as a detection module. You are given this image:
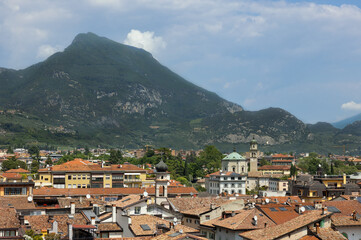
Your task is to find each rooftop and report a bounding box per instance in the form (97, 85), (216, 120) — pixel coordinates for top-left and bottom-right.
(239, 210), (332, 240)
(0, 207), (20, 229)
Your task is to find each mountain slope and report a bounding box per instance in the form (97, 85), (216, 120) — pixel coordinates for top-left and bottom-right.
(1, 32), (353, 151)
(332, 112), (361, 129)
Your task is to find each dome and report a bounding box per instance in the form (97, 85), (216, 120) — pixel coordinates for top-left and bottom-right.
(250, 137), (257, 144)
(223, 152), (246, 161)
(156, 159), (168, 172)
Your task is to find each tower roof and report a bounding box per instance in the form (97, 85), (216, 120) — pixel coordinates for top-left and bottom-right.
(155, 159), (168, 172)
(223, 152), (246, 161)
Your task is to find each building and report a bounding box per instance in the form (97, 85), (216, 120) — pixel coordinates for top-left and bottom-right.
(0, 172), (34, 196)
(37, 159), (151, 189)
(206, 171), (247, 195)
(0, 207), (22, 239)
(221, 149), (248, 174)
(155, 160), (170, 205)
(249, 138), (258, 172)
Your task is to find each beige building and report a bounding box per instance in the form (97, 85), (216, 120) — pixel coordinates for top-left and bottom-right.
(37, 159), (151, 189)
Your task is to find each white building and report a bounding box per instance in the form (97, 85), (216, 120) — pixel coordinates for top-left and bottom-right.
(206, 171), (247, 195)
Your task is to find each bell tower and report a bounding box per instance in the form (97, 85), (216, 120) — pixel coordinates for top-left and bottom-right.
(155, 159), (170, 205)
(249, 137), (258, 172)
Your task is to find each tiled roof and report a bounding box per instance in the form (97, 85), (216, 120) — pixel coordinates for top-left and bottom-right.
(168, 197), (231, 212)
(25, 213), (88, 237)
(299, 236), (319, 240)
(257, 204), (299, 224)
(38, 159), (146, 173)
(110, 195), (147, 209)
(0, 207), (20, 229)
(331, 215), (361, 227)
(207, 171), (242, 177)
(0, 172), (23, 179)
(239, 210), (332, 240)
(97, 222), (122, 232)
(130, 215), (198, 236)
(258, 165), (291, 170)
(309, 226), (347, 240)
(324, 200), (361, 216)
(34, 186), (197, 197)
(271, 159), (293, 162)
(212, 208), (275, 230)
(6, 168), (30, 173)
(151, 230), (208, 240)
(0, 196), (36, 209)
(272, 154), (293, 158)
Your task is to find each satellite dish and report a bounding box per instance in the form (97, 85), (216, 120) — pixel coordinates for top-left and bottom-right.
(86, 194), (91, 199)
(27, 176), (32, 181)
(190, 192), (193, 196)
(318, 164), (321, 167)
(27, 196), (33, 202)
(253, 215), (258, 221)
(173, 217), (177, 223)
(254, 195), (258, 199)
(143, 191), (149, 197)
(265, 198), (270, 203)
(300, 206), (306, 213)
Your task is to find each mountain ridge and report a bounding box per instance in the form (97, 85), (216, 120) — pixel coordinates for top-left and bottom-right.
(0, 32), (360, 153)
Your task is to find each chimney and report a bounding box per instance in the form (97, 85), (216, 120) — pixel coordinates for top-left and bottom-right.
(49, 215), (54, 222)
(68, 223), (73, 240)
(295, 204), (302, 214)
(91, 216), (96, 226)
(231, 211), (235, 217)
(314, 201), (322, 210)
(112, 204), (117, 223)
(322, 207), (327, 215)
(19, 215), (24, 225)
(352, 210), (357, 221)
(343, 173), (347, 185)
(70, 201), (75, 215)
(210, 203), (216, 210)
(315, 223), (320, 234)
(264, 222), (267, 228)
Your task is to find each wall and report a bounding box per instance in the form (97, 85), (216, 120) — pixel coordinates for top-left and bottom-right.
(65, 173), (91, 188)
(336, 226), (361, 240)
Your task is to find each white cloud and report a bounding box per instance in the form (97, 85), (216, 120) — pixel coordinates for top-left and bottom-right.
(341, 101), (361, 111)
(124, 29), (166, 55)
(36, 45), (60, 59)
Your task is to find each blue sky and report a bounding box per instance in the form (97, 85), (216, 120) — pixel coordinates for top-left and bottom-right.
(1, 0), (361, 124)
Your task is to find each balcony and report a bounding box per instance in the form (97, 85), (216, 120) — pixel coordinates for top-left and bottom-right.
(124, 178), (142, 183)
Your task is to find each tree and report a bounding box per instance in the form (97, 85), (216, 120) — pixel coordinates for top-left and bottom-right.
(260, 158), (270, 166)
(109, 149), (123, 164)
(30, 160), (40, 174)
(84, 146), (90, 156)
(2, 156), (27, 171)
(45, 155), (52, 166)
(7, 146), (14, 154)
(198, 145), (223, 173)
(28, 146), (40, 156)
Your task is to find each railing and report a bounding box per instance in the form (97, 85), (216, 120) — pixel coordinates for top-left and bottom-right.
(124, 178), (142, 182)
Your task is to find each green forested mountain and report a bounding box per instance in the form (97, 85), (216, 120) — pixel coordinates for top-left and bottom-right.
(0, 33), (360, 153)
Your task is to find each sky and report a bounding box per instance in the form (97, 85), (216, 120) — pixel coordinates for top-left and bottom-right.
(1, 0), (361, 124)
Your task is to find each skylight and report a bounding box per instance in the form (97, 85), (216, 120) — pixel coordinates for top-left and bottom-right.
(327, 206), (341, 213)
(270, 208), (278, 212)
(279, 207), (287, 211)
(140, 224), (151, 231)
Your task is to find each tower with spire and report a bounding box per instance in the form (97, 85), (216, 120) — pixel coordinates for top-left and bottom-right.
(155, 159), (170, 205)
(249, 137), (258, 172)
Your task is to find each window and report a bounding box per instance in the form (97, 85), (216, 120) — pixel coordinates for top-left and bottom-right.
(73, 175), (76, 180)
(82, 175), (86, 180)
(68, 184), (72, 188)
(134, 207), (141, 214)
(77, 184), (81, 188)
(4, 187), (26, 195)
(105, 184), (110, 188)
(68, 175), (71, 180)
(100, 233), (109, 238)
(106, 175), (110, 180)
(44, 178), (48, 181)
(206, 215), (210, 220)
(41, 176), (43, 180)
(78, 175), (81, 180)
(73, 184), (76, 188)
(82, 184), (86, 188)
(4, 230), (16, 237)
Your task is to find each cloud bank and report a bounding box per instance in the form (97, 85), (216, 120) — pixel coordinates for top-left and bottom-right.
(124, 29), (166, 56)
(341, 101), (361, 111)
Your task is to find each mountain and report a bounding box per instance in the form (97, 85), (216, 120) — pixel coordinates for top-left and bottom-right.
(0, 32), (359, 152)
(332, 112), (361, 129)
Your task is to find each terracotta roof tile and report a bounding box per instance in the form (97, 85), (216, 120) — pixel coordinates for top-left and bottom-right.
(299, 236), (319, 240)
(97, 223), (122, 232)
(151, 230), (208, 240)
(212, 208), (275, 230)
(258, 165), (291, 170)
(0, 207), (20, 229)
(168, 197), (230, 213)
(239, 210), (332, 240)
(34, 186), (197, 197)
(0, 196), (36, 209)
(257, 204), (299, 224)
(0, 172), (23, 179)
(309, 226), (347, 240)
(6, 168), (30, 173)
(130, 215), (198, 236)
(110, 195), (148, 209)
(324, 200), (361, 216)
(331, 215), (361, 227)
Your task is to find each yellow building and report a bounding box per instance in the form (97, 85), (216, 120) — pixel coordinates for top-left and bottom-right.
(37, 159), (151, 189)
(0, 172), (34, 196)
